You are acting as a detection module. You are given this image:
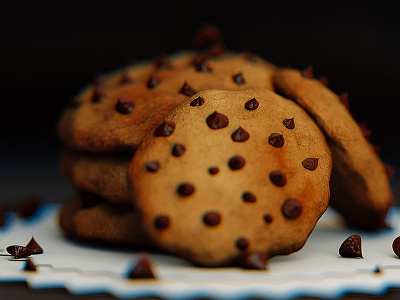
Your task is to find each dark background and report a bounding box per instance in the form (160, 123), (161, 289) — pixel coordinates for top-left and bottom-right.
(1, 0), (400, 203)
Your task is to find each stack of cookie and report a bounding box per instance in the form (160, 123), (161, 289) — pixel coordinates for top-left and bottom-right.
(57, 29), (393, 268)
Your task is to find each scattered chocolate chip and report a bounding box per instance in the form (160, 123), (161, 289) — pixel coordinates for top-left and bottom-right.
(24, 258), (36, 271)
(232, 72), (246, 85)
(177, 183), (195, 196)
(243, 52), (257, 62)
(91, 88), (105, 103)
(128, 254), (156, 279)
(146, 160), (160, 172)
(154, 215), (170, 230)
(194, 60), (213, 72)
(26, 237), (43, 254)
(190, 96), (205, 106)
(339, 92), (350, 111)
(115, 98), (135, 114)
(179, 81), (197, 97)
(269, 171), (286, 187)
(228, 156), (246, 170)
(206, 111), (229, 129)
(154, 121), (175, 137)
(119, 73), (132, 85)
(208, 167), (219, 175)
(317, 75), (329, 87)
(392, 236), (400, 258)
(301, 65), (314, 79)
(172, 143), (186, 157)
(339, 234), (363, 258)
(154, 54), (173, 70)
(245, 97), (259, 110)
(6, 245), (32, 259)
(231, 127), (250, 142)
(203, 211), (221, 226)
(302, 158), (319, 171)
(146, 73), (160, 89)
(16, 196), (40, 219)
(283, 118), (295, 129)
(268, 133), (285, 148)
(236, 237), (249, 250)
(242, 192), (256, 203)
(281, 198), (302, 219)
(263, 214), (273, 223)
(240, 251), (268, 270)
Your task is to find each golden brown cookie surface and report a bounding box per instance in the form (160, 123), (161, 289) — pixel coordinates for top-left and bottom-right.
(273, 69), (393, 229)
(128, 89), (332, 267)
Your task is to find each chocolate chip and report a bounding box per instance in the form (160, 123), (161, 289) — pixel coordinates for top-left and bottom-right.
(154, 215), (170, 230)
(302, 158), (319, 171)
(154, 121), (175, 137)
(26, 237), (43, 254)
(231, 127), (250, 142)
(268, 133), (285, 148)
(242, 192), (256, 203)
(193, 24), (222, 49)
(301, 65), (314, 79)
(146, 73), (160, 89)
(146, 160), (160, 172)
(91, 88), (105, 103)
(203, 211), (221, 226)
(194, 60), (213, 72)
(281, 198), (302, 219)
(243, 52), (257, 62)
(6, 245), (32, 259)
(240, 251), (268, 270)
(236, 237), (249, 250)
(208, 167), (219, 175)
(93, 74), (107, 86)
(392, 236), (400, 258)
(190, 96), (205, 106)
(206, 111), (229, 129)
(283, 118), (295, 129)
(16, 196), (40, 219)
(177, 183), (195, 196)
(154, 54), (173, 70)
(245, 98), (259, 110)
(172, 143), (186, 157)
(24, 258), (36, 271)
(339, 92), (350, 111)
(128, 253), (156, 279)
(179, 81), (197, 97)
(228, 156), (245, 170)
(263, 214), (273, 223)
(119, 73), (132, 84)
(318, 75), (329, 87)
(115, 98), (135, 114)
(339, 234), (363, 258)
(269, 171), (286, 187)
(232, 72), (246, 85)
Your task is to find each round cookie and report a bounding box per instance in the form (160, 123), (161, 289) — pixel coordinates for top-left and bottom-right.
(273, 69), (393, 229)
(59, 150), (131, 205)
(128, 89), (332, 267)
(58, 51), (277, 152)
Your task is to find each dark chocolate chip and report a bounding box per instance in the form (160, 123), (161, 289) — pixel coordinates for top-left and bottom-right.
(128, 253), (156, 279)
(91, 88), (105, 103)
(206, 111), (229, 129)
(339, 92), (350, 111)
(172, 143), (186, 157)
(359, 122), (372, 140)
(339, 234), (363, 258)
(154, 215), (170, 230)
(190, 96), (205, 106)
(231, 127), (250, 142)
(301, 65), (314, 79)
(146, 160), (160, 172)
(154, 54), (173, 70)
(232, 72), (246, 85)
(203, 211), (221, 226)
(6, 245), (32, 259)
(208, 167), (219, 175)
(281, 198), (302, 219)
(243, 52), (257, 62)
(268, 133), (285, 148)
(119, 73), (132, 84)
(245, 98), (259, 110)
(154, 121), (175, 137)
(93, 74), (107, 86)
(115, 98), (135, 114)
(392, 236), (400, 258)
(26, 237), (43, 254)
(269, 171), (286, 187)
(17, 197), (40, 219)
(283, 118), (295, 129)
(318, 75), (329, 87)
(240, 251), (268, 270)
(193, 24), (222, 49)
(179, 81), (197, 97)
(24, 258), (36, 271)
(263, 214), (273, 223)
(242, 192), (256, 203)
(177, 183), (195, 196)
(236, 237), (249, 250)
(146, 73), (160, 89)
(228, 156), (245, 170)
(302, 158), (319, 171)
(195, 60), (213, 72)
